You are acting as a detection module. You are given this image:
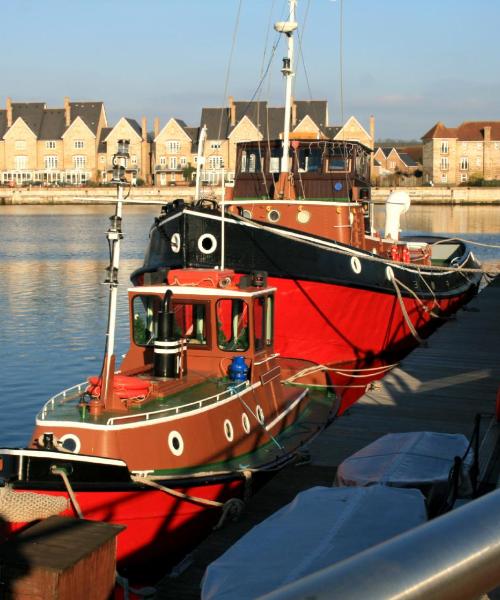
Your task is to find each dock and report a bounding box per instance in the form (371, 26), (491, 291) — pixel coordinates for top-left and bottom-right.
(155, 277), (500, 599)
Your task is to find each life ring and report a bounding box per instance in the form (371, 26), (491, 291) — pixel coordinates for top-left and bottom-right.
(87, 375), (151, 400)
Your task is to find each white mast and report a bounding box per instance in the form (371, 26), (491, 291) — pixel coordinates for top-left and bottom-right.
(275, 0), (298, 174)
(195, 124), (207, 201)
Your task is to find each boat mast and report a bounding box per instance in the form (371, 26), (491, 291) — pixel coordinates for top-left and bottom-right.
(275, 0), (298, 175)
(97, 140), (129, 413)
(195, 124), (207, 201)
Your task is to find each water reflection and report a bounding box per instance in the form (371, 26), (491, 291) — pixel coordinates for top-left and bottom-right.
(0, 205), (499, 447)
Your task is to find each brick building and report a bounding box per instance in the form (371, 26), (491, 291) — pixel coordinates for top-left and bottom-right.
(422, 121), (500, 185)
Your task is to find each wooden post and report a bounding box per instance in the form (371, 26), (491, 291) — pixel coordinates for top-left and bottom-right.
(0, 516), (125, 599)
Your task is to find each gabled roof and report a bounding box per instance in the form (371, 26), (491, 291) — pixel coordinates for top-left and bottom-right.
(70, 102), (104, 135)
(295, 101), (328, 128)
(98, 127), (112, 153)
(380, 146), (393, 157)
(12, 102), (46, 136)
(125, 118), (142, 137)
(398, 152), (419, 167)
(39, 109), (66, 140)
(200, 107), (230, 140)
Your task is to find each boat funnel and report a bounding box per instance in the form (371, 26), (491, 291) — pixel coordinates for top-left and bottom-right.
(384, 191), (411, 241)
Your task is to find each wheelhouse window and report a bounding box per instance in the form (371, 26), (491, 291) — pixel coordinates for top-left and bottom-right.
(355, 153), (369, 180)
(298, 147), (322, 173)
(216, 298), (249, 351)
(240, 146), (262, 173)
(254, 295), (274, 351)
(132, 296), (208, 347)
(327, 152), (349, 172)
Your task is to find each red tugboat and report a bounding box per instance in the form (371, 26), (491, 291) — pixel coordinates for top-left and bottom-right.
(0, 163), (334, 582)
(135, 0), (483, 412)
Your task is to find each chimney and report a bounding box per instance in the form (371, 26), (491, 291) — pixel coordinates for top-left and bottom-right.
(484, 125), (491, 143)
(141, 116), (147, 141)
(64, 96), (71, 127)
(154, 117), (160, 139)
(369, 115), (375, 150)
(291, 97), (297, 128)
(6, 97), (12, 128)
(229, 96), (236, 127)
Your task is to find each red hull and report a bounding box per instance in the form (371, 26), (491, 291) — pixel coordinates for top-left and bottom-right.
(270, 276), (471, 412)
(3, 479), (244, 584)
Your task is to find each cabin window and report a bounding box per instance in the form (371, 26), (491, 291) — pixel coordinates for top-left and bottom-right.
(216, 299), (249, 351)
(298, 147), (322, 173)
(355, 153), (369, 180)
(327, 154), (349, 172)
(133, 295), (161, 346)
(254, 295), (274, 351)
(240, 146), (262, 173)
(172, 303), (207, 345)
(132, 296), (207, 347)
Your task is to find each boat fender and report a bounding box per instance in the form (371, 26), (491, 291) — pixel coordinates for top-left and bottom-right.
(390, 245), (399, 262)
(402, 246), (411, 263)
(229, 356), (248, 382)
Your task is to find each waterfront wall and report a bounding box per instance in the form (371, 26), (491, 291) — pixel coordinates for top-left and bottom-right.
(1, 186), (500, 205)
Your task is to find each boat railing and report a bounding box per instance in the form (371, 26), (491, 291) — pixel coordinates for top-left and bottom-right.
(105, 380), (250, 425)
(219, 199), (361, 207)
(38, 381), (89, 419)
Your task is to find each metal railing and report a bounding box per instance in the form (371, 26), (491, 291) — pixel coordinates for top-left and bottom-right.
(260, 487), (500, 600)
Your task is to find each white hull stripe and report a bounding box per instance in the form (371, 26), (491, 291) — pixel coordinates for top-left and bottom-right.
(0, 448), (127, 467)
(36, 381), (263, 431)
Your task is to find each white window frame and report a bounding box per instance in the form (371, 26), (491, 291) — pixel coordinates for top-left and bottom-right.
(166, 140), (181, 154)
(180, 156), (187, 167)
(45, 140), (57, 149)
(208, 155), (224, 170)
(440, 173), (448, 183)
(459, 156), (469, 171)
(440, 157), (449, 171)
(159, 156), (166, 166)
(130, 155), (137, 165)
(15, 155), (28, 170)
(210, 141), (222, 149)
(15, 140), (26, 150)
(440, 141), (449, 154)
(74, 139), (84, 149)
(73, 155), (87, 169)
(44, 155), (58, 170)
(169, 156), (178, 169)
(460, 173), (468, 183)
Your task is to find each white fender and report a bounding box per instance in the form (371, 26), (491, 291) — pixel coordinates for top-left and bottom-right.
(384, 190), (411, 241)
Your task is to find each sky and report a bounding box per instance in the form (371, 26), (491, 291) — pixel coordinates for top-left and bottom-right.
(1, 0), (499, 140)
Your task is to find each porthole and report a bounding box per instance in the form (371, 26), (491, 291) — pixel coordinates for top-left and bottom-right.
(297, 210), (310, 224)
(241, 209), (252, 219)
(242, 413), (251, 434)
(268, 209), (281, 223)
(350, 256), (362, 274)
(385, 266), (395, 282)
(168, 431), (184, 456)
(256, 405), (265, 424)
(170, 233), (181, 254)
(197, 233), (217, 255)
(224, 419), (234, 442)
(59, 433), (81, 454)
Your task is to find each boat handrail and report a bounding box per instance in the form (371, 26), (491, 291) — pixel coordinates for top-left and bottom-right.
(219, 199), (361, 207)
(105, 380), (250, 425)
(38, 381), (89, 418)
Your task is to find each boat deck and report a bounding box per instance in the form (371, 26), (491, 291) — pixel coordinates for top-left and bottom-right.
(155, 275), (500, 599)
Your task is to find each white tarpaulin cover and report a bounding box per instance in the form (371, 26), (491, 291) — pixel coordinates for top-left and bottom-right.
(335, 431), (473, 488)
(201, 485), (426, 600)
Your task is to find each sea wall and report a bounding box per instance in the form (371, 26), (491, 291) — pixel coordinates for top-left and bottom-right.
(1, 185), (500, 205)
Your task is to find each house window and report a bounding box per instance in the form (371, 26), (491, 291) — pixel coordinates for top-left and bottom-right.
(208, 156), (224, 169)
(159, 156), (166, 166)
(15, 140), (26, 150)
(166, 141), (180, 153)
(440, 157), (449, 171)
(15, 155), (28, 170)
(389, 161), (396, 170)
(73, 155), (86, 169)
(74, 140), (84, 149)
(46, 141), (56, 149)
(460, 173), (468, 183)
(210, 141), (221, 149)
(180, 156), (187, 167)
(440, 173), (448, 183)
(460, 157), (469, 170)
(440, 141), (449, 154)
(169, 156), (178, 169)
(44, 155), (58, 169)
(130, 155), (137, 165)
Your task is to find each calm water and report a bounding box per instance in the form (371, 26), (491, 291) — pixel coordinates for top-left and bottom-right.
(1, 204), (500, 447)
